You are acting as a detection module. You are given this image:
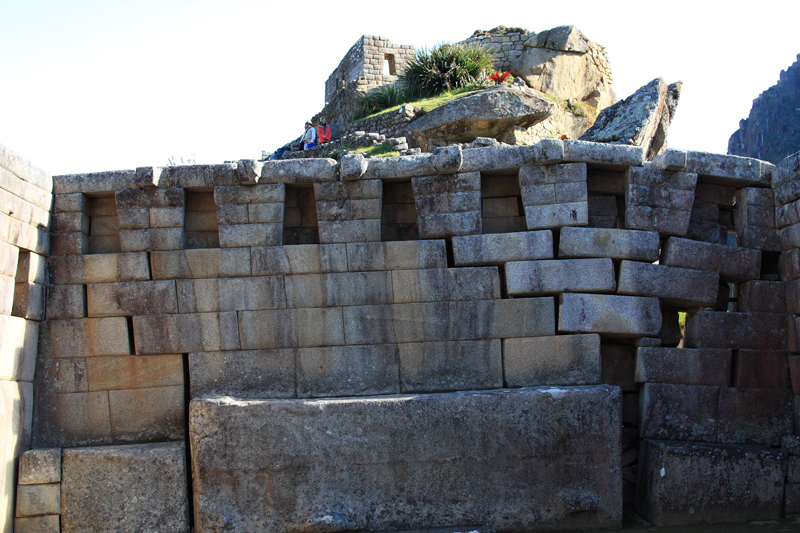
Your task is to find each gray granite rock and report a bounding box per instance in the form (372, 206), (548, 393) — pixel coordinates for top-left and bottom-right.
(558, 227), (659, 261)
(558, 293), (661, 337)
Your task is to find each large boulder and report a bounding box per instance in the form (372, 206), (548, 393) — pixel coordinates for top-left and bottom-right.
(580, 78), (682, 160)
(404, 85), (552, 149)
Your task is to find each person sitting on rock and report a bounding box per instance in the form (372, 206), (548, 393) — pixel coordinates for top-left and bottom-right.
(301, 121), (317, 150)
(316, 117), (332, 144)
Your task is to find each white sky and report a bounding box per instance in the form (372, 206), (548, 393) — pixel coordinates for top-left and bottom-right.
(1, 0), (798, 176)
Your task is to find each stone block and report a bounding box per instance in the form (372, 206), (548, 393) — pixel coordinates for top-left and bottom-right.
(627, 166), (697, 191)
(791, 317), (800, 353)
(784, 435), (800, 455)
(298, 344), (399, 397)
(628, 183), (695, 211)
(788, 483), (800, 516)
(218, 222), (282, 247)
(53, 193), (86, 214)
(600, 344), (636, 392)
(0, 275), (12, 316)
(18, 449), (61, 485)
(51, 211), (89, 233)
(314, 180), (382, 201)
(562, 140), (644, 167)
(393, 267), (500, 302)
(177, 277), (285, 313)
(39, 317), (129, 358)
(776, 176), (800, 206)
(684, 311), (787, 351)
(45, 285), (85, 320)
(661, 237), (761, 282)
(346, 240), (447, 271)
(108, 386), (184, 443)
(738, 280), (787, 314)
(776, 198), (800, 229)
(625, 205), (691, 236)
(318, 219), (381, 243)
(339, 153), (368, 180)
(738, 225), (781, 251)
(399, 340), (502, 392)
(635, 347), (732, 386)
(239, 308), (344, 349)
(251, 244), (348, 275)
(687, 219), (728, 245)
(214, 183), (285, 204)
(86, 280), (178, 317)
(53, 170), (137, 194)
(655, 150), (769, 186)
(616, 260), (719, 307)
(417, 211), (481, 239)
(216, 204), (247, 225)
(0, 241), (18, 279)
(150, 207), (184, 228)
(640, 383), (720, 442)
(343, 303), (449, 345)
(50, 232), (86, 256)
(189, 349), (295, 399)
(33, 391), (111, 447)
(780, 222), (800, 251)
(717, 387), (793, 446)
(150, 247), (251, 279)
(523, 202), (588, 229)
(190, 386), (622, 532)
(61, 442), (189, 533)
(119, 227), (183, 252)
(735, 203), (775, 229)
(14, 515), (60, 533)
(285, 271), (392, 308)
(49, 253), (150, 285)
(34, 359), (87, 394)
(12, 282), (45, 320)
(773, 150), (800, 187)
(543, 225), (646, 261)
(258, 158), (338, 184)
(507, 258), (615, 296)
(361, 154), (436, 180)
(155, 163), (238, 188)
(504, 334), (600, 387)
(133, 312), (239, 354)
(791, 457), (800, 483)
(558, 293), (661, 337)
(85, 354), (183, 391)
(116, 208), (150, 230)
(247, 203), (284, 223)
(636, 439), (786, 526)
(15, 484), (60, 517)
(412, 172), (480, 197)
(452, 231), (553, 265)
(449, 298), (556, 340)
(115, 187), (184, 209)
(780, 248), (800, 281)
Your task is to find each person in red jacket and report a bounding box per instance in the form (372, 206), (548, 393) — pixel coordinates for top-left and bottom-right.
(316, 117), (332, 144)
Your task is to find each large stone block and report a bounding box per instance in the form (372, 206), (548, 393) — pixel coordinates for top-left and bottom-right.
(34, 359), (87, 395)
(45, 284), (85, 319)
(61, 442), (189, 533)
(15, 484), (60, 517)
(14, 515), (59, 533)
(214, 183), (285, 205)
(661, 237), (761, 282)
(317, 219), (381, 243)
(0, 316), (37, 381)
(734, 350), (790, 389)
(635, 347), (732, 386)
(737, 280), (787, 314)
(18, 449), (61, 485)
(86, 280), (178, 317)
(451, 231), (553, 265)
(251, 244), (348, 275)
(624, 205), (691, 236)
(39, 317), (130, 358)
(177, 277), (285, 312)
(417, 211), (482, 238)
(562, 140), (643, 167)
(640, 383), (720, 442)
(298, 344), (399, 397)
(189, 349), (295, 399)
(12, 281), (45, 320)
(781, 248), (800, 281)
(507, 258), (615, 296)
(557, 227), (659, 261)
(717, 387), (793, 446)
(218, 222), (282, 247)
(0, 382), (33, 531)
(651, 150), (770, 186)
(133, 312), (240, 354)
(150, 247), (251, 279)
(504, 334), (600, 387)
(636, 439), (786, 526)
(616, 261), (719, 307)
(190, 386), (622, 532)
(85, 354), (183, 391)
(108, 386), (184, 443)
(558, 293), (661, 337)
(285, 271), (392, 308)
(258, 158), (338, 184)
(523, 202), (588, 230)
(398, 340), (501, 392)
(346, 240), (447, 271)
(684, 311), (787, 351)
(343, 303), (449, 345)
(33, 391), (111, 448)
(239, 308), (344, 349)
(49, 253), (150, 285)
(450, 298), (556, 340)
(393, 267), (501, 302)
(119, 227), (183, 252)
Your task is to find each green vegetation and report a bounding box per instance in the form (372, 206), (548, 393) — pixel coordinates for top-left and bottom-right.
(544, 94), (595, 118)
(353, 84), (410, 121)
(354, 86), (482, 123)
(326, 143), (401, 160)
(400, 42), (494, 98)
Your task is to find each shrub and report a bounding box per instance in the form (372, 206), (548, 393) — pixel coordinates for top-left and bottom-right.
(353, 83), (411, 120)
(399, 42), (494, 98)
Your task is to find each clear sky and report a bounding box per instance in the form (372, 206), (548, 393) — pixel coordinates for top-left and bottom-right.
(1, 0), (798, 176)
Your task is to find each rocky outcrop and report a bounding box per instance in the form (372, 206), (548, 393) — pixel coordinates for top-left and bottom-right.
(404, 85), (552, 150)
(729, 54), (800, 164)
(580, 78), (681, 160)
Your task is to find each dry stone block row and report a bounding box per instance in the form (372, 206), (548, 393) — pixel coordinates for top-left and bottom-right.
(15, 448), (61, 530)
(735, 187), (780, 250)
(519, 162), (588, 229)
(412, 172), (481, 238)
(314, 180), (382, 243)
(624, 166), (696, 236)
(215, 184), (284, 247)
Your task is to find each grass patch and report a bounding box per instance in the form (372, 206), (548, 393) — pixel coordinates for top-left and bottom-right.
(544, 94), (594, 118)
(354, 86), (483, 123)
(327, 143), (401, 159)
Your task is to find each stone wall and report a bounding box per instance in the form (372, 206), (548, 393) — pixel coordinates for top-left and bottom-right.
(461, 29), (528, 73)
(5, 139), (800, 531)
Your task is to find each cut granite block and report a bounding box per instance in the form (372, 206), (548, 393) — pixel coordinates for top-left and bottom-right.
(661, 237), (761, 282)
(635, 347), (732, 386)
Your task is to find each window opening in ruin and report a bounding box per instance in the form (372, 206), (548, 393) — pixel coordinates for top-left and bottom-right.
(480, 173), (525, 234)
(383, 54), (396, 76)
(381, 181), (417, 241)
(88, 195), (121, 254)
(184, 191), (219, 249)
(283, 186), (319, 245)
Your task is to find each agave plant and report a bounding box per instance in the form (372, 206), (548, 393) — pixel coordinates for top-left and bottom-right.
(352, 83), (411, 120)
(399, 42), (494, 98)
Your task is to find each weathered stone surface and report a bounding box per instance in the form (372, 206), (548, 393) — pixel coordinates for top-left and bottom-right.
(507, 258), (615, 295)
(86, 280), (177, 317)
(0, 315), (36, 382)
(777, 198), (800, 228)
(717, 387), (793, 446)
(61, 442), (189, 533)
(39, 317), (130, 358)
(119, 227), (183, 252)
(15, 484), (60, 517)
(406, 85), (552, 147)
(49, 253), (150, 285)
(738, 280), (787, 314)
(190, 386), (621, 532)
(558, 293), (661, 337)
(600, 344), (636, 392)
(251, 244), (348, 275)
(235, 159), (263, 184)
(361, 154), (436, 181)
(581, 78), (680, 159)
(780, 222), (800, 251)
(624, 205), (692, 237)
(344, 303), (449, 345)
(636, 439), (786, 526)
(635, 348), (732, 386)
(11, 281), (44, 320)
(53, 170), (137, 194)
(285, 271), (392, 308)
(616, 261), (719, 308)
(177, 277), (285, 312)
(133, 312), (240, 354)
(432, 145), (463, 174)
(452, 231), (552, 265)
(14, 515), (60, 533)
(339, 153), (368, 181)
(775, 176), (800, 206)
(399, 340), (501, 392)
(45, 284), (84, 320)
(504, 334), (600, 387)
(661, 237), (761, 282)
(190, 349), (295, 399)
(85, 354), (182, 391)
(346, 240), (447, 271)
(155, 164), (239, 188)
(523, 202), (588, 229)
(651, 150), (770, 187)
(318, 219), (381, 243)
(558, 227), (659, 261)
(108, 386), (184, 442)
(773, 150), (800, 188)
(151, 247), (251, 279)
(258, 158), (338, 184)
(50, 232), (86, 256)
(417, 211), (481, 238)
(459, 144), (542, 174)
(393, 267), (500, 302)
(18, 449), (61, 485)
(298, 344), (399, 397)
(734, 350), (790, 389)
(33, 390), (111, 448)
(684, 311), (787, 351)
(640, 383), (720, 442)
(239, 308), (344, 349)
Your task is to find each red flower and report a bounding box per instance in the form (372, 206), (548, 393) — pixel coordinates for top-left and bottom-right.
(489, 71), (511, 84)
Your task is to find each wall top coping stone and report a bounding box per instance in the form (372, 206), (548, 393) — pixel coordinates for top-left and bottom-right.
(1, 142), (53, 193)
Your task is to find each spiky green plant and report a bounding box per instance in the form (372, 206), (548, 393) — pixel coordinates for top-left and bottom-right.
(353, 83), (411, 120)
(399, 42), (494, 98)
